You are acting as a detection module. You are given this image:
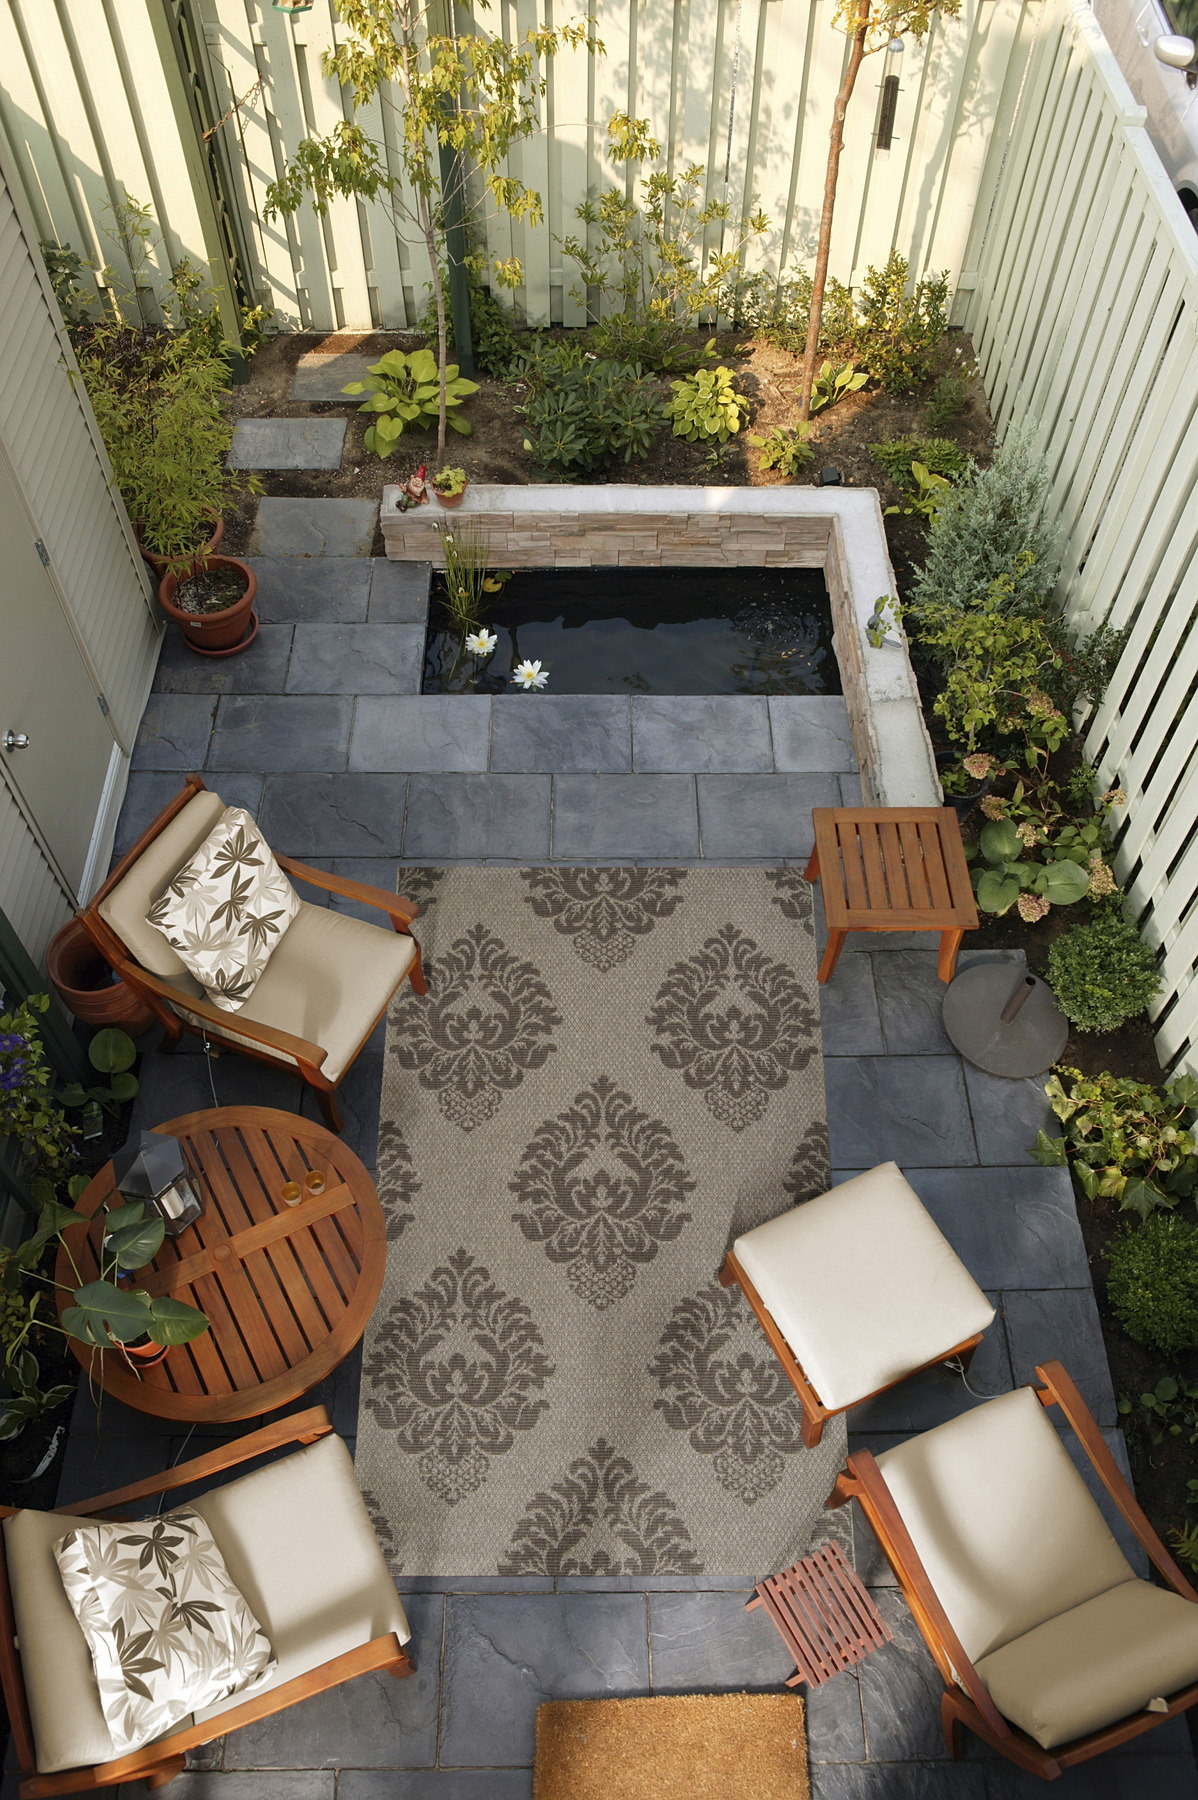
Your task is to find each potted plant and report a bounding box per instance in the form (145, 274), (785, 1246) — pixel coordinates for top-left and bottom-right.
(158, 554), (258, 656)
(46, 918), (155, 1034)
(432, 465), (469, 508)
(936, 750), (997, 822)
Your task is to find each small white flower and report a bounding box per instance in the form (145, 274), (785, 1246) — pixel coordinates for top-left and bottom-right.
(512, 659), (548, 690)
(466, 628), (498, 657)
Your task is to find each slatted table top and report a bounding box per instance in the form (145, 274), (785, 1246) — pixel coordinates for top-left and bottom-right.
(57, 1106), (386, 1423)
(747, 1540), (892, 1688)
(812, 807), (978, 931)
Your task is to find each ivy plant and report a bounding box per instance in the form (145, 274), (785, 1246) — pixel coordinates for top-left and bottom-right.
(1030, 1065), (1198, 1217)
(664, 367), (750, 443)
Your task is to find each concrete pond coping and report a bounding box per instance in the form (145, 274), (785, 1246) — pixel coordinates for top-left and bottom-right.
(380, 483), (939, 809)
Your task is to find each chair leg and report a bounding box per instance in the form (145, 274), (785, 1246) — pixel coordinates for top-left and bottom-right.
(314, 1084), (343, 1133)
(802, 848), (820, 882)
(144, 1755), (187, 1790)
(817, 929), (848, 984)
(407, 940), (427, 997)
(942, 1692), (965, 1761)
(799, 1406), (825, 1449)
(716, 1252), (737, 1289)
(938, 927), (965, 983)
(387, 1646), (416, 1677)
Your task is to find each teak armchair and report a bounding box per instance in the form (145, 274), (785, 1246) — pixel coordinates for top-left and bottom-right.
(828, 1361), (1198, 1780)
(719, 1163), (995, 1447)
(79, 774), (426, 1132)
(0, 1408), (413, 1797)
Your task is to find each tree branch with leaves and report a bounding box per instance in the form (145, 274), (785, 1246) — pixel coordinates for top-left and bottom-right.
(264, 0), (599, 464)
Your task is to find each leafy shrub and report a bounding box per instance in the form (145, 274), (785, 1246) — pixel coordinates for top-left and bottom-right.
(911, 425), (1057, 615)
(870, 436), (971, 487)
(344, 348), (479, 456)
(664, 367), (749, 442)
(419, 267), (521, 376)
(1047, 911), (1162, 1033)
(966, 816), (1092, 917)
(40, 241), (94, 327)
(1028, 1058), (1194, 1216)
(1106, 1214), (1198, 1354)
(749, 425), (814, 477)
(518, 355), (664, 474)
(836, 253), (949, 394)
(926, 371), (970, 430)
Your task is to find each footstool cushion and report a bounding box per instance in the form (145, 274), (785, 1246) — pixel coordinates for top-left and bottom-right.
(732, 1162), (995, 1410)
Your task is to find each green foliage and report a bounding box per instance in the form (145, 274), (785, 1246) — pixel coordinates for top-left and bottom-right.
(966, 815), (1092, 917)
(1171, 1521), (1198, 1575)
(40, 241), (94, 327)
(925, 371), (970, 431)
(749, 425), (815, 477)
(1047, 912), (1162, 1034)
(0, 997), (78, 1200)
(912, 425), (1057, 615)
(344, 348), (479, 455)
(433, 465), (468, 496)
(718, 268), (816, 351)
(808, 359), (868, 413)
(438, 523), (490, 635)
(838, 253), (949, 394)
(0, 1325), (74, 1445)
(884, 461), (954, 522)
(561, 112), (767, 371)
(1118, 1375), (1198, 1449)
(1106, 1213), (1198, 1354)
(664, 367), (750, 443)
(1037, 615), (1131, 718)
(1033, 1066), (1198, 1216)
(58, 1028), (139, 1115)
(517, 353), (664, 473)
(870, 437), (971, 486)
(418, 265), (521, 376)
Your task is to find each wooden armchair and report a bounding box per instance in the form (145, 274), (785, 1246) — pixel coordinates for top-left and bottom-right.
(0, 1408), (413, 1797)
(718, 1163), (994, 1447)
(828, 1360), (1198, 1780)
(79, 774), (425, 1132)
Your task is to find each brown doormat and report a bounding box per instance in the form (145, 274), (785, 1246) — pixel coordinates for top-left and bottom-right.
(534, 1692), (809, 1800)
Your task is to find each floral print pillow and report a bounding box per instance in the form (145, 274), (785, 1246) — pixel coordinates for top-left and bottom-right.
(146, 806), (300, 1011)
(54, 1509), (276, 1755)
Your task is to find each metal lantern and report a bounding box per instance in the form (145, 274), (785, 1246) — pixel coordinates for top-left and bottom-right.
(111, 1131), (204, 1238)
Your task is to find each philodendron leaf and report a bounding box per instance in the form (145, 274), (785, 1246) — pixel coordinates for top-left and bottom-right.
(1038, 858), (1092, 905)
(979, 818), (1022, 864)
(17, 1200), (88, 1266)
(105, 1213), (165, 1271)
(976, 869), (1022, 914)
(146, 1296), (210, 1345)
(108, 1072), (139, 1102)
(103, 1202), (146, 1234)
(63, 1281), (152, 1345)
(88, 1029), (136, 1075)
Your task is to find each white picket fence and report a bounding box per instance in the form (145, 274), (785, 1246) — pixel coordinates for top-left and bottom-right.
(961, 0), (1198, 1079)
(0, 0), (1037, 332)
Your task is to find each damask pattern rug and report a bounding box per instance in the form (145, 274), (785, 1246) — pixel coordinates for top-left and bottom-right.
(356, 867), (845, 1578)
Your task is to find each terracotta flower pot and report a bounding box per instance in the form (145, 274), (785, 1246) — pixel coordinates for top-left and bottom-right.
(434, 484), (467, 509)
(108, 1331), (170, 1369)
(137, 514), (225, 575)
(159, 555), (257, 655)
(46, 918), (155, 1035)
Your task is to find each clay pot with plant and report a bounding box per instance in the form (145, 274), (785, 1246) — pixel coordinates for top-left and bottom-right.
(158, 555), (258, 656)
(433, 466), (469, 508)
(46, 917), (155, 1034)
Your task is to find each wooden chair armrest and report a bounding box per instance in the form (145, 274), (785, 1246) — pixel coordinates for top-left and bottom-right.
(1035, 1360), (1198, 1599)
(842, 1450), (1011, 1738)
(53, 1408), (334, 1517)
(275, 856), (419, 924)
(110, 957), (329, 1070)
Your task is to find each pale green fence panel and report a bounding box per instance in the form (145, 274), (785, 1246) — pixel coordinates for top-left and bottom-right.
(963, 0), (1198, 1080)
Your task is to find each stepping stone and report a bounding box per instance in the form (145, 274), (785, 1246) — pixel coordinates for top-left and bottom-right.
(229, 418), (347, 471)
(291, 351), (377, 402)
(249, 498), (378, 557)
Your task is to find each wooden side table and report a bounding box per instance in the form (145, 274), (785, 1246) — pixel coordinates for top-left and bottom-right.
(804, 807), (978, 984)
(747, 1540), (892, 1687)
(57, 1106), (386, 1423)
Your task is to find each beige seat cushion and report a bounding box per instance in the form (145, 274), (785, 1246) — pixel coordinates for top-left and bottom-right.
(2, 1435), (407, 1774)
(98, 788), (224, 990)
(875, 1387), (1135, 1663)
(171, 900), (416, 1081)
(732, 1162), (995, 1410)
(192, 1435), (409, 1723)
(975, 1578), (1198, 1749)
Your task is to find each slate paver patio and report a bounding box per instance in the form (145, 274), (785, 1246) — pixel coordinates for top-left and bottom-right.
(229, 418), (347, 471)
(86, 531), (1197, 1799)
(291, 351), (378, 401)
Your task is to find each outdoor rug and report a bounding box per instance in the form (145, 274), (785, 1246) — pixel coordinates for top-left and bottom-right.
(533, 1694), (809, 1800)
(356, 867), (846, 1577)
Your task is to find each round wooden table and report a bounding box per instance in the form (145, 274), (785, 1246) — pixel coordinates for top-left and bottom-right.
(56, 1106), (387, 1422)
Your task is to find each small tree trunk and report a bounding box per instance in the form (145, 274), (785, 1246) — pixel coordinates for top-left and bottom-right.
(797, 2), (871, 422)
(417, 190), (449, 465)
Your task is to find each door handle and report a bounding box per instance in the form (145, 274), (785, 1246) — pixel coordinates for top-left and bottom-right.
(3, 732), (29, 751)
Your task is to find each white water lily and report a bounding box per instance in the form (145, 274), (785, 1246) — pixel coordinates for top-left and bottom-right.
(512, 659), (548, 690)
(466, 628), (498, 657)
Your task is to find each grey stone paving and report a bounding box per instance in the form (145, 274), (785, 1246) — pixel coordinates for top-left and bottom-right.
(229, 418), (347, 471)
(92, 536), (1197, 1799)
(291, 351), (378, 401)
(249, 499), (378, 557)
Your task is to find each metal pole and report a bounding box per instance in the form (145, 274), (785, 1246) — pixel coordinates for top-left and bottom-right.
(438, 142), (475, 378)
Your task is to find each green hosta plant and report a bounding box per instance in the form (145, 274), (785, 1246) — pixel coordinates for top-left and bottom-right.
(869, 436), (971, 486)
(884, 460), (954, 522)
(807, 359), (867, 414)
(665, 367), (750, 443)
(965, 817), (1092, 918)
(58, 1028), (139, 1115)
(749, 424), (815, 477)
(344, 349), (479, 457)
(1030, 1066), (1198, 1216)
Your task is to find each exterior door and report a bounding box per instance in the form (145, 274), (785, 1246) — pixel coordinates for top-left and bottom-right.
(0, 456), (115, 897)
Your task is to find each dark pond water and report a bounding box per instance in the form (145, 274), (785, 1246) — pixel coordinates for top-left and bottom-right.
(421, 565), (840, 696)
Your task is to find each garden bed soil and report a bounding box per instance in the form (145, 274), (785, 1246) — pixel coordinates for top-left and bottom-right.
(172, 565), (248, 615)
(219, 326), (993, 558)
